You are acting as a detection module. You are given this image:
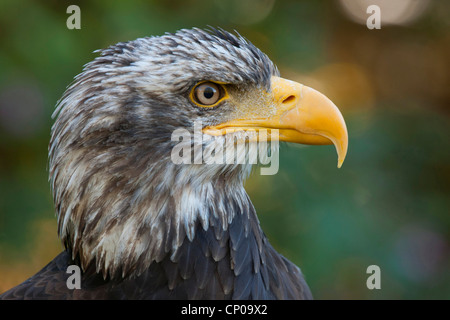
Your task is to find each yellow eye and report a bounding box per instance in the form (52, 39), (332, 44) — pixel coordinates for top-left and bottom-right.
(191, 82), (226, 107)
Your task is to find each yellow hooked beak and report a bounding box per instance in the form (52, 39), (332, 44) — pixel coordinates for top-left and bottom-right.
(203, 76), (348, 168)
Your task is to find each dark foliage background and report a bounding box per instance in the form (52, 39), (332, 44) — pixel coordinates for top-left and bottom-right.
(0, 0), (449, 299)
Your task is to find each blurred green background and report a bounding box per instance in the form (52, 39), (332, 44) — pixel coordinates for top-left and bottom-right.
(0, 0), (449, 299)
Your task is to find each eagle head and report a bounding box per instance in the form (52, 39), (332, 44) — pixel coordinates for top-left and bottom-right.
(49, 28), (348, 279)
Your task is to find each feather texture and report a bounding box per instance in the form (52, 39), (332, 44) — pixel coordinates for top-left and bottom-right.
(0, 201), (311, 299)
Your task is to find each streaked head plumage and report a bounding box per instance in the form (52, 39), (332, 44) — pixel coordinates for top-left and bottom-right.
(49, 28), (278, 278)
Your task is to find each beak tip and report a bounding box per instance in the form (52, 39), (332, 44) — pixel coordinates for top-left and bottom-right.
(336, 143), (347, 169)
(336, 147), (347, 168)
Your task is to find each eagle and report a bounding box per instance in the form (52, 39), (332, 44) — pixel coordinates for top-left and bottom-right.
(0, 28), (347, 300)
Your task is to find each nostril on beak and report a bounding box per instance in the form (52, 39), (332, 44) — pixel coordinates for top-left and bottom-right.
(282, 95), (296, 105)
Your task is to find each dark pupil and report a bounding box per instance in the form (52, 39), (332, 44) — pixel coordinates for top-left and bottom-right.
(203, 86), (216, 99)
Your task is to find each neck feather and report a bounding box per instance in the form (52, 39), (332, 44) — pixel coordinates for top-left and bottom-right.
(53, 154), (259, 279)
